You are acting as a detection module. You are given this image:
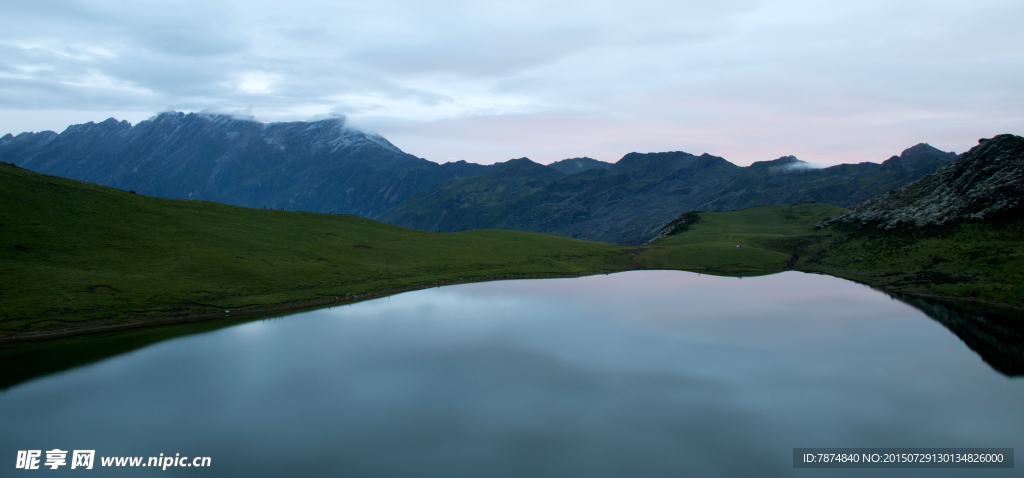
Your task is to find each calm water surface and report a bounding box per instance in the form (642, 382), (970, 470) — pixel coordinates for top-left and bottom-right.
(2, 270), (1021, 477)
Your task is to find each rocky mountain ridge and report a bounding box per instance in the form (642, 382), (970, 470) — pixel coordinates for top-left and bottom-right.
(817, 134), (1023, 230)
(0, 112), (489, 217)
(2, 112), (966, 243)
(384, 144), (958, 243)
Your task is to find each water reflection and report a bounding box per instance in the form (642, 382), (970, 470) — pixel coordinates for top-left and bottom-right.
(3, 273), (1021, 389)
(883, 291), (1024, 376)
(0, 314), (273, 390)
(1, 271), (1021, 477)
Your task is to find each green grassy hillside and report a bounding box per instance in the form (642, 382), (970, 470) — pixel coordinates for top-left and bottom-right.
(0, 162), (639, 339)
(8, 159), (1015, 341)
(644, 203), (844, 272)
(802, 220), (1024, 308)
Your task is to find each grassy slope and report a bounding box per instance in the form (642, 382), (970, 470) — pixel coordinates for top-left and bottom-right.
(800, 220), (1024, 308)
(1, 162), (641, 338)
(647, 203), (1024, 308)
(644, 203), (845, 272)
(8, 158), (1015, 341)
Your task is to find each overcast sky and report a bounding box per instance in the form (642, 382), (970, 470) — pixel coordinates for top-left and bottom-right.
(2, 0), (1022, 166)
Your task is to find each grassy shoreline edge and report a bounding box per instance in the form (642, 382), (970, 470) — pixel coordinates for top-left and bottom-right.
(0, 272), (606, 342)
(6, 264), (1020, 344)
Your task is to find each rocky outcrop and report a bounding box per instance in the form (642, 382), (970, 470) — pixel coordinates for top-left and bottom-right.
(818, 134), (1024, 230)
(647, 211), (702, 242)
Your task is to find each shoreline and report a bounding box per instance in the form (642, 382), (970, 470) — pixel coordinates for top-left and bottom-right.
(800, 268), (1024, 312)
(4, 267), (1019, 343)
(0, 272), (603, 343)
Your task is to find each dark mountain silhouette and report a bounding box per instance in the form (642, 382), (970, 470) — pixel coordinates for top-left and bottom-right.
(546, 157), (613, 175)
(374, 158), (567, 233)
(382, 144), (958, 244)
(0, 112), (489, 217)
(1, 112), (962, 243)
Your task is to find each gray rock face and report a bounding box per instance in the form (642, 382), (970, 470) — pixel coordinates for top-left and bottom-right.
(0, 112), (489, 217)
(818, 134), (1024, 230)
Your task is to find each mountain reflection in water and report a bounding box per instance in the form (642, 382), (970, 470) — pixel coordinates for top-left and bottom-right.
(884, 291), (1024, 376)
(2, 273), (1021, 390)
(1, 270), (1021, 478)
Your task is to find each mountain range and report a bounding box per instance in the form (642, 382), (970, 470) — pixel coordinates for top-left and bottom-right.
(0, 112), (488, 217)
(2, 112), (958, 243)
(381, 144), (957, 243)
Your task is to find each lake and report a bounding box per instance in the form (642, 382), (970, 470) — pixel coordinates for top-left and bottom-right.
(1, 270), (1021, 477)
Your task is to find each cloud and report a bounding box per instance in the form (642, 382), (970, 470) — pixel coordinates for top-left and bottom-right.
(779, 160), (823, 171)
(0, 0), (1021, 164)
(231, 71), (279, 95)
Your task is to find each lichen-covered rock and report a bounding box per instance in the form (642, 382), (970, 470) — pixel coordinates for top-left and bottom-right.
(648, 210), (702, 242)
(818, 134), (1024, 230)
